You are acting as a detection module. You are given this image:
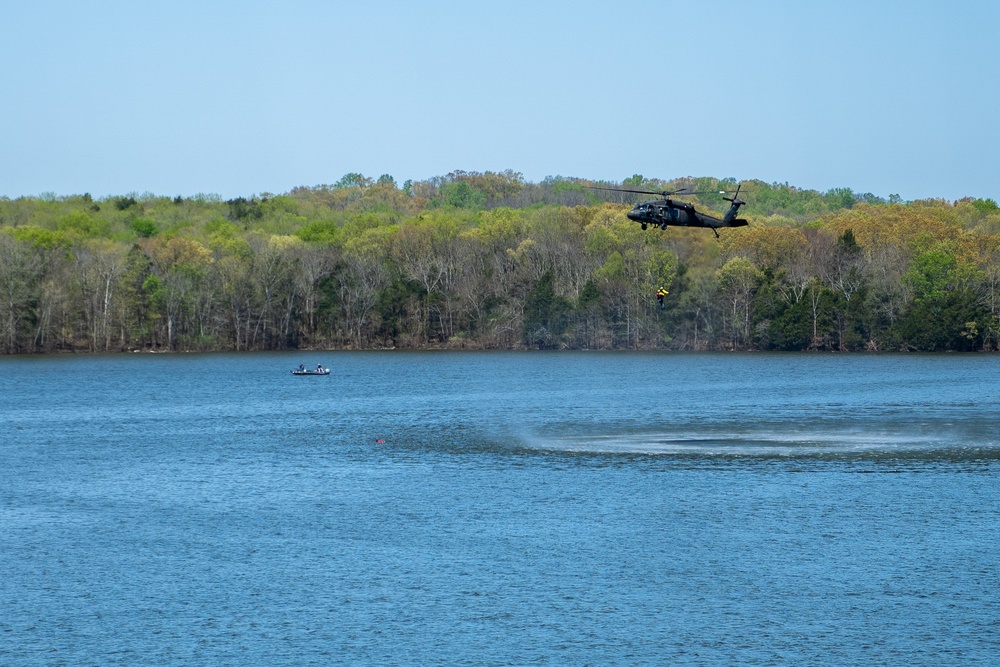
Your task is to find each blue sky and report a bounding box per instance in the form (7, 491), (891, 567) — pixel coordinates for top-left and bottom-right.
(2, 0), (997, 201)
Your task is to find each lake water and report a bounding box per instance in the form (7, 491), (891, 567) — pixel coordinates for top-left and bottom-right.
(2, 352), (999, 665)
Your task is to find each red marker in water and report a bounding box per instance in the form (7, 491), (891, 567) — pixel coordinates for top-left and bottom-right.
(375, 439), (385, 444)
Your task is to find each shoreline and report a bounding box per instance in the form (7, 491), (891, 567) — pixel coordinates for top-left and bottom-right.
(2, 345), (993, 357)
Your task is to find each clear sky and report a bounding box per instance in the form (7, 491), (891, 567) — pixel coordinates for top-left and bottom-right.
(2, 0), (997, 201)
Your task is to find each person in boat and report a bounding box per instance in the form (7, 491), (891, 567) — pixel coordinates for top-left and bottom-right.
(298, 364), (305, 371)
(316, 365), (324, 373)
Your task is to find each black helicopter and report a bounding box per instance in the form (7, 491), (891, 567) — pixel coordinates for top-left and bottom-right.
(590, 183), (748, 237)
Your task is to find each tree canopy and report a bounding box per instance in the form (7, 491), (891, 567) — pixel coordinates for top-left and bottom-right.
(1, 172), (999, 354)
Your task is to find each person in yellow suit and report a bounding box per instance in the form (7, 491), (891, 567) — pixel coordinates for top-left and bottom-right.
(656, 288), (668, 309)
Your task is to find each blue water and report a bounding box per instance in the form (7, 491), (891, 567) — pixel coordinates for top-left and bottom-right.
(2, 352), (999, 665)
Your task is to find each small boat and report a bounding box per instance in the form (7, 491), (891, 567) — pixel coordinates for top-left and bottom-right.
(292, 367), (330, 376)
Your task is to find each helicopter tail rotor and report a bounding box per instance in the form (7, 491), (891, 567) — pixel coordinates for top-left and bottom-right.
(721, 183), (748, 226)
(722, 183), (745, 207)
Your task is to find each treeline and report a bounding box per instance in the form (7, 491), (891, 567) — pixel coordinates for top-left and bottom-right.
(1, 171), (999, 354)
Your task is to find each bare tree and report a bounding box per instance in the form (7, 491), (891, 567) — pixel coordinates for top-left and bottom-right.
(74, 240), (129, 351)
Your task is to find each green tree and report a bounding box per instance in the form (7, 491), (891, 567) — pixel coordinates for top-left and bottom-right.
(57, 212), (111, 239)
(0, 235), (42, 353)
(225, 197), (264, 227)
(130, 218), (159, 238)
(896, 249), (988, 350)
(335, 173), (373, 189)
(114, 196), (137, 211)
(440, 181), (487, 209)
(523, 270), (571, 348)
(572, 279), (603, 348)
(376, 278), (425, 344)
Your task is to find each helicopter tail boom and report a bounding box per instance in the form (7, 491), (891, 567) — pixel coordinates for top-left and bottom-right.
(721, 184), (747, 226)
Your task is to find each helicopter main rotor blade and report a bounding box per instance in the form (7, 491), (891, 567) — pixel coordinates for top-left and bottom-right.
(587, 186), (737, 197)
(587, 186), (688, 196)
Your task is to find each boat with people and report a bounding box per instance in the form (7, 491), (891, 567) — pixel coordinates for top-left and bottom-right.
(292, 364), (330, 376)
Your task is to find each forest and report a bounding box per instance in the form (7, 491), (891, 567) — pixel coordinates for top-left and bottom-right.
(1, 171), (999, 354)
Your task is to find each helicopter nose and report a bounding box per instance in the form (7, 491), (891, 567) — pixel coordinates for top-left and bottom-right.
(627, 208), (640, 221)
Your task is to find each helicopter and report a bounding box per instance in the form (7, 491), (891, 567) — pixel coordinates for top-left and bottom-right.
(590, 183), (748, 237)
